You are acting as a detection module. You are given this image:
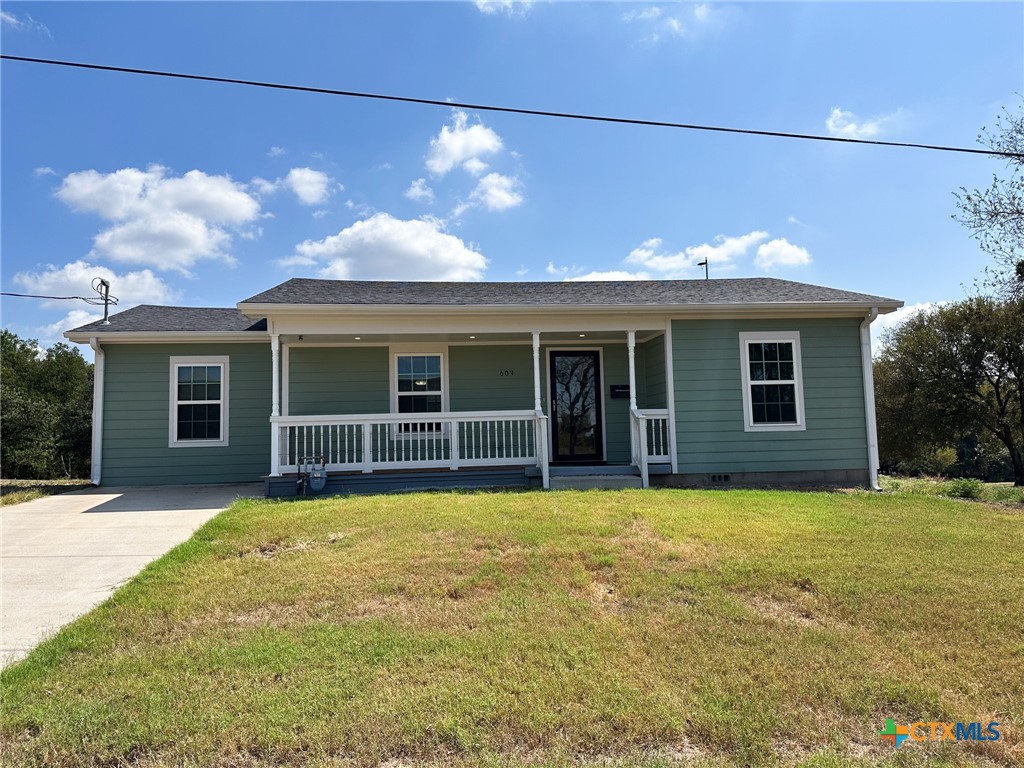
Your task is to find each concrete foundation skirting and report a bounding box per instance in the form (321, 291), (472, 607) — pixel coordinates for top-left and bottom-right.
(651, 468), (871, 489)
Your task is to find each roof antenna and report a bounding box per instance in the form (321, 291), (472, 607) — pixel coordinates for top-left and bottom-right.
(697, 260), (709, 280)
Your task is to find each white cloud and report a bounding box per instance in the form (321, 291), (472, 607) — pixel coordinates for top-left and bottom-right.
(754, 238), (813, 270)
(345, 199), (376, 218)
(546, 261), (568, 276)
(624, 3), (718, 43)
(404, 178), (435, 203)
(470, 173), (523, 211)
(1, 10), (51, 36)
(622, 6), (661, 22)
(34, 166), (57, 177)
(14, 260), (177, 340)
(787, 215), (804, 226)
(312, 209), (330, 219)
(39, 309), (103, 342)
(462, 157), (490, 176)
(284, 167), (331, 205)
(825, 107), (901, 140)
(249, 177), (278, 197)
(267, 146), (285, 157)
(566, 270), (651, 282)
(290, 212), (487, 281)
(515, 265), (530, 276)
(626, 231), (768, 277)
(474, 0), (532, 16)
(55, 165), (262, 273)
(426, 110), (504, 176)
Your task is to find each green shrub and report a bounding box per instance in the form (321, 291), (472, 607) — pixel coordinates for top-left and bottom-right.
(944, 478), (984, 500)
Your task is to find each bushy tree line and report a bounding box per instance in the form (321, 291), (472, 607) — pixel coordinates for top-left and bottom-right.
(875, 299), (1023, 484)
(1, 330), (93, 479)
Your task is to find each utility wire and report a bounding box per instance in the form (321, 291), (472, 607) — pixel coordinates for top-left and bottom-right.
(1, 279), (119, 307)
(2, 292), (98, 301)
(3, 54), (1020, 160)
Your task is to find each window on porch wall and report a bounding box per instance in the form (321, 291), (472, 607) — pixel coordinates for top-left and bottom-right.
(396, 354), (442, 433)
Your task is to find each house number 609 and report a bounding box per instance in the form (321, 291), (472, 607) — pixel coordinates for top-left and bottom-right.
(499, 369), (515, 377)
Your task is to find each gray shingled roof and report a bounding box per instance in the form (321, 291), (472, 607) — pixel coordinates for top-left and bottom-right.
(240, 277), (900, 307)
(66, 278), (901, 335)
(67, 306), (268, 334)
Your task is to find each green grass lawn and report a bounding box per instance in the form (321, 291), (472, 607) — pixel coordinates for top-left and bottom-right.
(1, 489), (1021, 767)
(0, 479), (92, 507)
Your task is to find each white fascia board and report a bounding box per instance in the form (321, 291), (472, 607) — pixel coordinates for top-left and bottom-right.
(63, 331), (271, 344)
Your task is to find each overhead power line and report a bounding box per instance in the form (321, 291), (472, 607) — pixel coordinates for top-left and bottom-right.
(2, 278), (118, 322)
(3, 54), (1020, 160)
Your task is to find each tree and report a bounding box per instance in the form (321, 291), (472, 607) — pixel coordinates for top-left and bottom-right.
(954, 101), (1024, 299)
(875, 298), (1024, 486)
(0, 331), (94, 479)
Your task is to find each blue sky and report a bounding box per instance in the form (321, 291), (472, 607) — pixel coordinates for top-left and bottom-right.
(2, 1), (1021, 349)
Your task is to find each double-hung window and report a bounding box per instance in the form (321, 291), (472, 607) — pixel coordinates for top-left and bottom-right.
(169, 356), (229, 447)
(738, 332), (805, 432)
(395, 354), (443, 432)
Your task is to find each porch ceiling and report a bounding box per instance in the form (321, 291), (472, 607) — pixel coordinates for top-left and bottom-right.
(282, 329), (665, 345)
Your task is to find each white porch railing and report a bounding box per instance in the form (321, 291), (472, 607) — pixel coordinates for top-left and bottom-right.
(271, 407), (662, 491)
(271, 410), (545, 478)
(630, 408), (671, 489)
(640, 409), (671, 464)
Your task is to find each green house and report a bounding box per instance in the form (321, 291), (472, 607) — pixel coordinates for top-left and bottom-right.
(65, 277), (902, 495)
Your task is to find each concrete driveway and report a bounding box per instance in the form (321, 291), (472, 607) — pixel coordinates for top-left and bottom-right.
(0, 483), (262, 668)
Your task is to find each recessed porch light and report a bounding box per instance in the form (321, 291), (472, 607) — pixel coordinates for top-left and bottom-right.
(579, 334), (586, 338)
(354, 336), (361, 340)
(469, 335), (476, 339)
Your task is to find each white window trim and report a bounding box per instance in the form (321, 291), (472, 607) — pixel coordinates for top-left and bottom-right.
(738, 331), (806, 433)
(168, 355), (230, 448)
(389, 346), (449, 438)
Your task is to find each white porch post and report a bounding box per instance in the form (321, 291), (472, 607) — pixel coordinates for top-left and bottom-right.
(627, 331), (638, 411)
(532, 331), (543, 411)
(627, 330), (649, 488)
(269, 333), (281, 477)
(532, 331), (549, 489)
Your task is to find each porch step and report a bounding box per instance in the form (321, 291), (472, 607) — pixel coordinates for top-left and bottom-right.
(526, 464), (641, 478)
(549, 474), (643, 490)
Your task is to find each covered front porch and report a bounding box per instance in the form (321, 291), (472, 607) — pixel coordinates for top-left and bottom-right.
(264, 326), (676, 495)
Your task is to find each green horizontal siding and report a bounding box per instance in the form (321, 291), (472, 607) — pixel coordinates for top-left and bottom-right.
(449, 345), (534, 411)
(287, 346), (389, 416)
(672, 318), (868, 473)
(101, 343), (271, 486)
(639, 334), (667, 409)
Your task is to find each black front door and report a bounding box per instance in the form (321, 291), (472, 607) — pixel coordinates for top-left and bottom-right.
(550, 351), (603, 463)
